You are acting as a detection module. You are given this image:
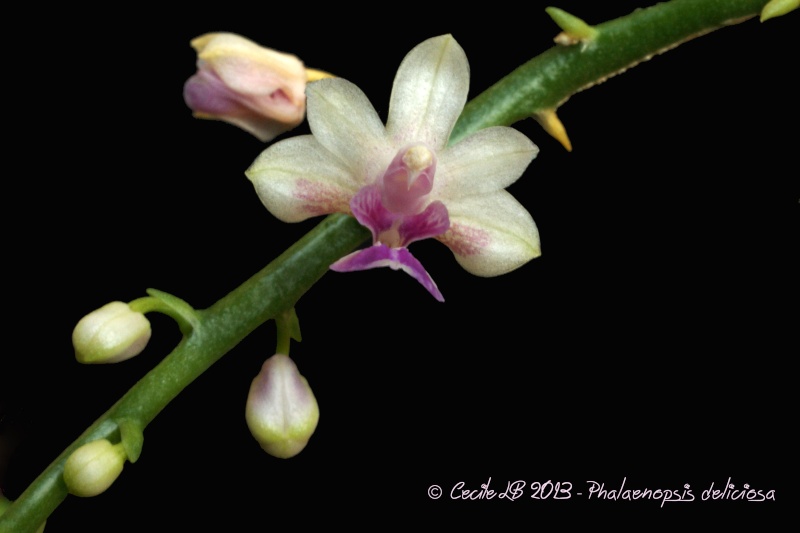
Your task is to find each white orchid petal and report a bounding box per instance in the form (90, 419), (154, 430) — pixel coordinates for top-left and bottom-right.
(386, 34), (469, 151)
(438, 191), (540, 277)
(246, 135), (359, 222)
(306, 78), (392, 181)
(436, 127), (538, 200)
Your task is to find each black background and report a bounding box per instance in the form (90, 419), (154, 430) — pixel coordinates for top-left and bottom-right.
(2, 2), (796, 528)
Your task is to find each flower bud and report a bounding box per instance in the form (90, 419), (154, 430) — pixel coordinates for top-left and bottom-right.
(72, 301), (151, 364)
(183, 32), (307, 142)
(245, 354), (319, 459)
(63, 439), (127, 497)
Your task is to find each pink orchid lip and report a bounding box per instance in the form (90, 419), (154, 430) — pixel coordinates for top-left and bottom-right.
(350, 184), (450, 248)
(346, 183), (450, 301)
(330, 243), (444, 302)
(336, 142), (451, 302)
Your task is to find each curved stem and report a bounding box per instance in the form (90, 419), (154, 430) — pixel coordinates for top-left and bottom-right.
(274, 308), (300, 355)
(0, 1), (779, 531)
(0, 214), (370, 533)
(450, 0), (771, 145)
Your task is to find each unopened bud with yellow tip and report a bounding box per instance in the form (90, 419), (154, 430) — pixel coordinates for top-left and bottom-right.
(245, 354), (319, 459)
(63, 439), (127, 497)
(72, 301), (151, 364)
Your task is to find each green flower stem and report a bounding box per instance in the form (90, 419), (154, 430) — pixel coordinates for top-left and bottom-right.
(0, 214), (369, 533)
(0, 1), (779, 531)
(128, 292), (198, 336)
(274, 307), (301, 356)
(450, 0), (773, 145)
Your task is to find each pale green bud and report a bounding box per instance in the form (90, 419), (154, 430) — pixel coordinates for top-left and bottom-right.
(72, 301), (151, 363)
(63, 439), (127, 497)
(245, 354), (319, 459)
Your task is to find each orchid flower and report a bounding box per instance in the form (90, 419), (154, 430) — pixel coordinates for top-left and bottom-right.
(246, 34), (540, 301)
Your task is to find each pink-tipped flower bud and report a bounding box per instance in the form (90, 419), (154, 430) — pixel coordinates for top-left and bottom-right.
(72, 302), (151, 364)
(245, 354), (319, 459)
(183, 32), (307, 142)
(63, 439), (127, 497)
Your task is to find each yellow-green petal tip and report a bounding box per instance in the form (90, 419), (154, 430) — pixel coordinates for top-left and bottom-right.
(760, 0), (799, 21)
(546, 7), (598, 44)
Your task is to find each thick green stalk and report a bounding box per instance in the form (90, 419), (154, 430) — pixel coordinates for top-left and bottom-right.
(450, 0), (771, 145)
(0, 1), (778, 531)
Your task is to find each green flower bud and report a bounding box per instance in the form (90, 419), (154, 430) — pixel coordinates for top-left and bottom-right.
(63, 439), (127, 497)
(72, 301), (151, 363)
(245, 354), (319, 459)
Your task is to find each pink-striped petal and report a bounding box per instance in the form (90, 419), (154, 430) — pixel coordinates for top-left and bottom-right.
(246, 135), (359, 222)
(397, 201), (450, 246)
(350, 184), (396, 242)
(437, 191), (540, 277)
